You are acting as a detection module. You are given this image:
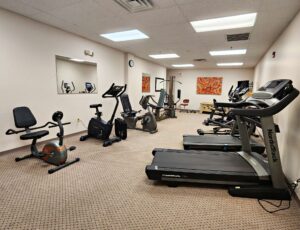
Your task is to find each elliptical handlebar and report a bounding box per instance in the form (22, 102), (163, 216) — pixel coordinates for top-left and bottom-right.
(228, 85), (234, 97)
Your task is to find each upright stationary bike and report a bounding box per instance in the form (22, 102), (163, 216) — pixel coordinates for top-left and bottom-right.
(6, 107), (80, 174)
(80, 83), (127, 147)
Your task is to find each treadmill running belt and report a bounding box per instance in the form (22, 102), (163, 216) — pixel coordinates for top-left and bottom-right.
(145, 149), (270, 185)
(152, 151), (256, 174)
(183, 135), (265, 153)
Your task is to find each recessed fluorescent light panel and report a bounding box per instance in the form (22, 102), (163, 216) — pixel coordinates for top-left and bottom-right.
(191, 13), (257, 32)
(172, 64), (194, 68)
(149, 54), (179, 59)
(100, 29), (149, 42)
(217, 62), (244, 66)
(210, 49), (247, 56)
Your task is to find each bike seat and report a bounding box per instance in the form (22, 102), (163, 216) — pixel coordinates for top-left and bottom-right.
(20, 130), (49, 140)
(90, 104), (102, 108)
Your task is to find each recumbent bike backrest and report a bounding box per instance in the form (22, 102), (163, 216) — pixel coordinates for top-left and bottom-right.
(120, 94), (133, 113)
(13, 107), (37, 128)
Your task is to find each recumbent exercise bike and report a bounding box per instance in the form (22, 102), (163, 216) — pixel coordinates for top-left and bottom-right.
(6, 107), (80, 174)
(120, 93), (158, 134)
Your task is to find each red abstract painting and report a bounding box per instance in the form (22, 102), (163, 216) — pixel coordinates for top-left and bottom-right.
(142, 75), (151, 92)
(197, 77), (222, 95)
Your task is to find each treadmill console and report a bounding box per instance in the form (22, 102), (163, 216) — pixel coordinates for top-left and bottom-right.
(254, 79), (292, 100)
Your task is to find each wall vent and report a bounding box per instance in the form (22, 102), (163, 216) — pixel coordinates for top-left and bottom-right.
(115, 0), (153, 13)
(227, 33), (250, 42)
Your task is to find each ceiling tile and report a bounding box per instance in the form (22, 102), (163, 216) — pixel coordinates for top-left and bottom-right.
(130, 6), (186, 27)
(22, 0), (81, 12)
(178, 0), (261, 21)
(0, 0), (299, 68)
(47, 0), (115, 28)
(0, 0), (42, 16)
(260, 0), (300, 12)
(152, 0), (177, 9)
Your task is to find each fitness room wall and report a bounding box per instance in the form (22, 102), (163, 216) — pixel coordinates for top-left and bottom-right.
(253, 11), (300, 199)
(168, 68), (254, 111)
(0, 8), (165, 152)
(125, 53), (167, 109)
(0, 1), (300, 229)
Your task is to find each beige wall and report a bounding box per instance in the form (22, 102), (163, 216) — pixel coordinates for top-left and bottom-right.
(167, 68), (254, 110)
(126, 54), (166, 109)
(254, 11), (300, 198)
(0, 9), (166, 152)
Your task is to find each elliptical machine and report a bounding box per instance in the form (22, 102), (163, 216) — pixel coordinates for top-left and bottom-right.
(120, 94), (158, 134)
(80, 83), (127, 147)
(61, 80), (75, 94)
(203, 84), (249, 127)
(85, 82), (96, 93)
(6, 107), (80, 174)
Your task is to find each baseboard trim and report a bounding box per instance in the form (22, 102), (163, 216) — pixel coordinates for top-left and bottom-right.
(294, 192), (300, 207)
(0, 131), (85, 155)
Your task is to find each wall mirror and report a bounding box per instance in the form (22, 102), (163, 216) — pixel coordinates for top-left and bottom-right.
(155, 77), (165, 92)
(56, 55), (98, 94)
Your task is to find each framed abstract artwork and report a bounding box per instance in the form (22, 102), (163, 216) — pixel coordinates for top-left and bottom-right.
(197, 77), (222, 95)
(142, 73), (151, 92)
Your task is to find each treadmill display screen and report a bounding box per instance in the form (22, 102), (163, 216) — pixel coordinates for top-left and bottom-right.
(266, 81), (281, 89)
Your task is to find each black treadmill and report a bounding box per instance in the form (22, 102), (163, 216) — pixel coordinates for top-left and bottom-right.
(183, 96), (266, 153)
(146, 79), (299, 200)
(183, 134), (265, 153)
(147, 148), (268, 185)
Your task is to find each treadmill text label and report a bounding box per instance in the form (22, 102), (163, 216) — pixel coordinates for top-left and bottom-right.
(267, 129), (278, 162)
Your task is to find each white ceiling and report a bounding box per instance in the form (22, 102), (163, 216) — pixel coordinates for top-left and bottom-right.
(0, 0), (299, 69)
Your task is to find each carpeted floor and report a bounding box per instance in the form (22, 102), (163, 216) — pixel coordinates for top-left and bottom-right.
(0, 113), (299, 230)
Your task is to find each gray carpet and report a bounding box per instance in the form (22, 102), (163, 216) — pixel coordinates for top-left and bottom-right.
(0, 113), (299, 230)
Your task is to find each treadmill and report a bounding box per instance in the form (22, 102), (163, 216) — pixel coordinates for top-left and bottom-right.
(183, 134), (265, 153)
(183, 92), (268, 153)
(146, 79), (299, 200)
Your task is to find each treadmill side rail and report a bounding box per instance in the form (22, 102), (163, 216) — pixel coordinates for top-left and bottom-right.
(237, 151), (269, 179)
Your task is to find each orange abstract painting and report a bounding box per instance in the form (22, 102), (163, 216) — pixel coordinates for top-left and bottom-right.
(142, 74), (151, 92)
(197, 77), (222, 95)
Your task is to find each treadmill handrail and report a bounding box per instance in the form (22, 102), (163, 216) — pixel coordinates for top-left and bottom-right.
(214, 100), (254, 108)
(231, 88), (299, 117)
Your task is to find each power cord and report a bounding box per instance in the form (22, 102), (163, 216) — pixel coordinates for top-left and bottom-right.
(77, 119), (88, 129)
(257, 178), (300, 213)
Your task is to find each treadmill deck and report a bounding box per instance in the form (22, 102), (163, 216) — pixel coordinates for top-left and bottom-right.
(146, 149), (270, 185)
(183, 134), (265, 153)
